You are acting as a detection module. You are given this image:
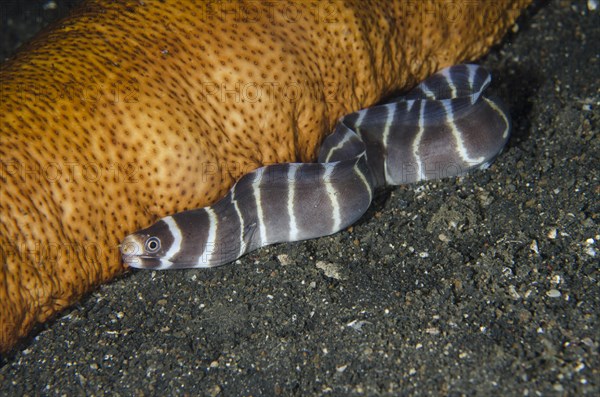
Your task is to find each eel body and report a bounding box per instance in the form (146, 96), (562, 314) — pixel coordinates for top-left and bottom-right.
(0, 0), (531, 352)
(122, 64), (510, 269)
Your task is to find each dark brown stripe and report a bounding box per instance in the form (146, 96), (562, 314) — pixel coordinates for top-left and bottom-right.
(384, 100), (421, 184)
(232, 170), (262, 251)
(211, 192), (245, 265)
(454, 97), (510, 163)
(357, 105), (390, 187)
(260, 163), (292, 244)
(328, 159), (372, 229)
(293, 163), (334, 239)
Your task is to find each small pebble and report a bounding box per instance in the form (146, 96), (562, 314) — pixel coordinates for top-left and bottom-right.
(209, 385), (222, 397)
(546, 289), (561, 298)
(584, 239), (596, 257)
(43, 1), (57, 10)
(508, 285), (521, 300)
(553, 384), (564, 392)
(581, 337), (594, 348)
(346, 320), (369, 332)
(277, 254), (292, 266)
(316, 261), (345, 280)
(530, 240), (539, 255)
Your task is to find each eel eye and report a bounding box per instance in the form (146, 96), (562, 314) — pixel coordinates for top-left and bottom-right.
(145, 237), (161, 253)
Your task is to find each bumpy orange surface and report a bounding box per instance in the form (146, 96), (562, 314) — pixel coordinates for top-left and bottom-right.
(0, 0), (531, 352)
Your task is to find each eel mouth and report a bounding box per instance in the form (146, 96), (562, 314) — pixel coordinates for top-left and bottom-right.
(119, 235), (170, 269)
(119, 235), (144, 267)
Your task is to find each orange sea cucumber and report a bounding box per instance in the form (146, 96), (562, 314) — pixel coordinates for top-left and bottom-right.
(0, 0), (532, 352)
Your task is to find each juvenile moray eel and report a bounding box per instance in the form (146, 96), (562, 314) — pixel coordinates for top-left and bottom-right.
(122, 65), (510, 268)
(0, 0), (532, 352)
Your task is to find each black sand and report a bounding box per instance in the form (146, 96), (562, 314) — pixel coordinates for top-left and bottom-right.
(1, 0), (598, 395)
